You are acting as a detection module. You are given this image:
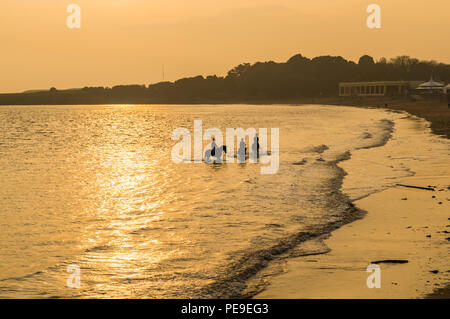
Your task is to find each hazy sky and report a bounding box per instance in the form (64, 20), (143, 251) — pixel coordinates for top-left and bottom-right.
(1, 0), (449, 92)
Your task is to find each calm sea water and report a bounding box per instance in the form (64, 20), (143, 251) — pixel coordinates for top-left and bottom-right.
(0, 104), (445, 298)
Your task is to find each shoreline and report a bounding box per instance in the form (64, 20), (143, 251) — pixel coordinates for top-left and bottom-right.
(255, 106), (449, 299)
(327, 98), (449, 139)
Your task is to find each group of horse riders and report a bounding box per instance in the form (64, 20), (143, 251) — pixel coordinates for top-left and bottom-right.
(207, 135), (260, 162)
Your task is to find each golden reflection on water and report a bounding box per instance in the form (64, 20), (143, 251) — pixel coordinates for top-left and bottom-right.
(80, 132), (169, 290)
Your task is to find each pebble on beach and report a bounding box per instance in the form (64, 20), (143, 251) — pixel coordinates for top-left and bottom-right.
(430, 270), (439, 274)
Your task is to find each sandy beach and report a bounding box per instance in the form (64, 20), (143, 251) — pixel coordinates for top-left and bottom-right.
(256, 105), (449, 299)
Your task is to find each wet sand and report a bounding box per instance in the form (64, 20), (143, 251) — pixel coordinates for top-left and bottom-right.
(256, 105), (449, 299)
(256, 180), (449, 298)
(379, 100), (449, 139)
(333, 99), (449, 139)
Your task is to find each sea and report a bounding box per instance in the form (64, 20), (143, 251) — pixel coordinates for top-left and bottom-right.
(0, 104), (447, 298)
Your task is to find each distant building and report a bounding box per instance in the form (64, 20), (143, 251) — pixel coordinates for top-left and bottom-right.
(415, 77), (445, 94)
(339, 81), (422, 97)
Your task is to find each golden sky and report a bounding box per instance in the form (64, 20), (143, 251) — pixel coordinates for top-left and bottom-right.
(1, 0), (449, 93)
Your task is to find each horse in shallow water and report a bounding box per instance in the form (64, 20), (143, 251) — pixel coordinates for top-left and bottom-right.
(204, 145), (227, 163)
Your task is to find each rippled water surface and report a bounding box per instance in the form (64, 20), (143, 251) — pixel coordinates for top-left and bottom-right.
(0, 104), (443, 298)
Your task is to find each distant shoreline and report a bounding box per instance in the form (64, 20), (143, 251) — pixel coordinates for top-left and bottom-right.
(2, 53), (449, 107)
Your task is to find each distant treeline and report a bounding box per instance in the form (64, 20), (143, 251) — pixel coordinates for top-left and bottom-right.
(1, 54), (450, 105)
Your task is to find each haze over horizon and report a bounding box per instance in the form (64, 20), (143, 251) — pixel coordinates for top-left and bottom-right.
(1, 0), (449, 93)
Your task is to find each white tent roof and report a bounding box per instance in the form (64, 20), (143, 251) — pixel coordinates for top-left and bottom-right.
(417, 77), (444, 89)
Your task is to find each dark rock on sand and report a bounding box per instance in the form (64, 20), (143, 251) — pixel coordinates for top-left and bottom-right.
(372, 260), (408, 264)
(430, 270), (439, 274)
(293, 159), (307, 166)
